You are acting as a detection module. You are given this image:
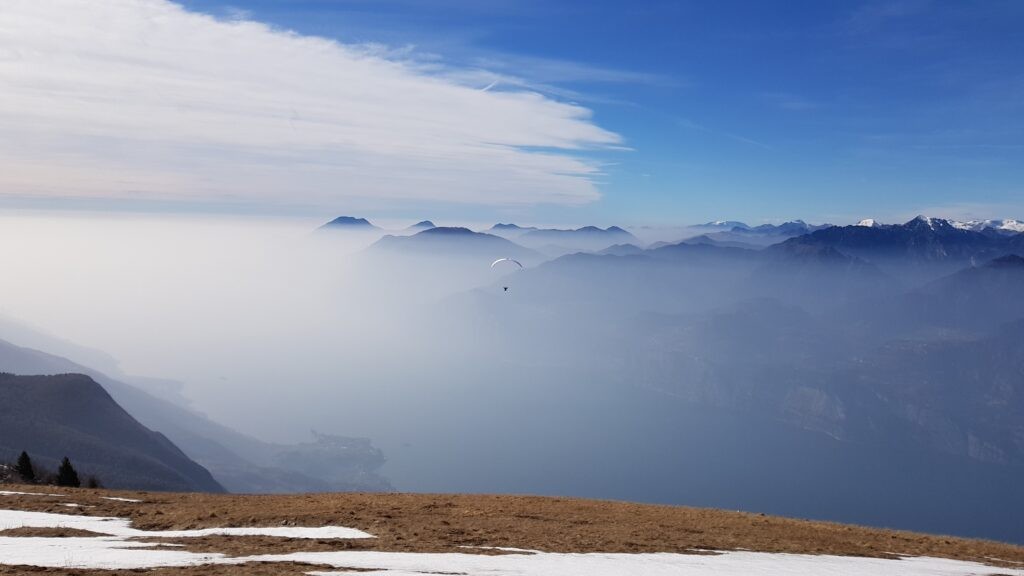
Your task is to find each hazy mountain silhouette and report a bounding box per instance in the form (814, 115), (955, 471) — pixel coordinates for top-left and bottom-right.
(513, 225), (638, 254)
(846, 253), (1024, 337)
(406, 220), (436, 231)
(681, 234), (765, 250)
(751, 242), (894, 309)
(369, 227), (539, 261)
(486, 223), (539, 239)
(318, 216), (381, 231)
(668, 220), (832, 249)
(598, 243), (645, 256)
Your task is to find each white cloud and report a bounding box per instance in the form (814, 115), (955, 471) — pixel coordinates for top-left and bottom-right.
(0, 0), (621, 210)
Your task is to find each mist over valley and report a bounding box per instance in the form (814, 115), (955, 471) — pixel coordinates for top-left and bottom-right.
(2, 212), (1022, 543)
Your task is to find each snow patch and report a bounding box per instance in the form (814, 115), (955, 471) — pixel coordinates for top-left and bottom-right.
(100, 497), (143, 503)
(0, 491), (64, 497)
(0, 537), (225, 570)
(0, 510), (1021, 575)
(0, 509), (374, 540)
(459, 545), (541, 554)
(0, 535), (1020, 574)
(291, 550), (1024, 576)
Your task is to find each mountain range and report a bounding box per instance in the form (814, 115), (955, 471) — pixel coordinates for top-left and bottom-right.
(783, 216), (1024, 282)
(318, 216), (641, 256)
(500, 226), (639, 255)
(369, 226), (538, 260)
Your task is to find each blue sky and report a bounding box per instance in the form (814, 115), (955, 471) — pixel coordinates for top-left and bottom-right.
(3, 0), (1024, 225)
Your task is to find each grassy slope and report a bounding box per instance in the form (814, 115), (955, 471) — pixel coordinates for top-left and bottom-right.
(1, 484), (1023, 575)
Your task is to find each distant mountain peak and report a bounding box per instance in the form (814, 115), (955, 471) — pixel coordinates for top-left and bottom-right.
(950, 219), (1024, 234)
(994, 219), (1023, 233)
(519, 225), (635, 238)
(697, 220), (750, 229)
(745, 220), (830, 235)
(407, 220), (435, 230)
(417, 226), (476, 236)
(491, 223), (524, 230)
(906, 215), (954, 231)
(857, 219), (882, 227)
(319, 216), (379, 230)
(598, 243), (644, 256)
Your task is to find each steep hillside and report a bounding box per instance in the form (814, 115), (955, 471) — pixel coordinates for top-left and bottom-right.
(0, 373), (222, 492)
(0, 337), (392, 494)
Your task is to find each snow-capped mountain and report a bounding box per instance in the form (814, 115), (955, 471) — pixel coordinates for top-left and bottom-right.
(903, 215), (961, 232)
(950, 219), (1024, 234)
(695, 220), (751, 230)
(781, 215), (1024, 282)
(855, 216), (1024, 234)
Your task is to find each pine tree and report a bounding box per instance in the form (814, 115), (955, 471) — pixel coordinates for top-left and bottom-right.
(14, 451), (36, 484)
(56, 457), (80, 488)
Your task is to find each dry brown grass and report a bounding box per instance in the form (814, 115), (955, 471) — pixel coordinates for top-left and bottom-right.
(0, 527), (105, 538)
(1, 484), (1023, 575)
(0, 562), (328, 575)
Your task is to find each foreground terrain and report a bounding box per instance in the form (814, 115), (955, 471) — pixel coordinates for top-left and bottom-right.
(1, 486), (1023, 575)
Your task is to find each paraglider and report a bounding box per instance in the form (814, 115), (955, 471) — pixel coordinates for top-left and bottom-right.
(490, 258), (523, 269)
(491, 258), (523, 293)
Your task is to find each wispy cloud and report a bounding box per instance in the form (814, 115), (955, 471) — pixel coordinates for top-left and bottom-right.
(413, 52), (674, 107)
(761, 92), (820, 111)
(224, 7), (253, 21)
(676, 118), (773, 151)
(845, 0), (933, 34)
(0, 0), (622, 211)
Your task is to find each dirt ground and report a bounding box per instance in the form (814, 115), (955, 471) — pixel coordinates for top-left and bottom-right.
(1, 485), (1023, 574)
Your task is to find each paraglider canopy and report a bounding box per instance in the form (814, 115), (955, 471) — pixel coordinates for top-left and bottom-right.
(491, 258), (523, 269)
(492, 258), (522, 293)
